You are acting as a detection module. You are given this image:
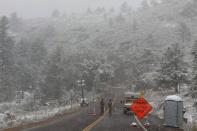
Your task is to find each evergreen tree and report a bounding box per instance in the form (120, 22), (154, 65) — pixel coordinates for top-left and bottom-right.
(158, 43), (188, 93)
(15, 39), (33, 91)
(150, 0), (159, 7)
(30, 38), (47, 68)
(44, 25), (55, 38)
(146, 34), (155, 46)
(139, 49), (156, 72)
(0, 16), (16, 101)
(95, 7), (106, 14)
(181, 1), (197, 18)
(0, 16), (9, 40)
(109, 8), (115, 14)
(177, 22), (191, 43)
(44, 46), (65, 100)
(9, 12), (22, 32)
(141, 0), (149, 9)
(115, 13), (125, 23)
(191, 40), (197, 98)
(108, 18), (114, 27)
(132, 18), (138, 33)
(120, 2), (132, 15)
(52, 10), (60, 18)
(29, 38), (47, 91)
(86, 8), (92, 15)
(15, 38), (47, 92)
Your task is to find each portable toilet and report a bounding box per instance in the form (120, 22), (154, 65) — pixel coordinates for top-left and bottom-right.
(163, 95), (183, 128)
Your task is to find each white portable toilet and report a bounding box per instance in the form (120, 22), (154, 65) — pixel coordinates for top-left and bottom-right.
(163, 95), (183, 128)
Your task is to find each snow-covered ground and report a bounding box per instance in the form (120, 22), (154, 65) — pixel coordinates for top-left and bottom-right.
(0, 90), (102, 130)
(0, 103), (80, 129)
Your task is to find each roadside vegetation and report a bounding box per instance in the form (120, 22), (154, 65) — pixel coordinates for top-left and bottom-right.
(0, 0), (197, 128)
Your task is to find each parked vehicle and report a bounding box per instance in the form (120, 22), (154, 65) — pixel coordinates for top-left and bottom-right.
(122, 92), (141, 114)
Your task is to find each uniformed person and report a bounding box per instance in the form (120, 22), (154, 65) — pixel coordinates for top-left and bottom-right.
(108, 99), (112, 117)
(100, 98), (105, 115)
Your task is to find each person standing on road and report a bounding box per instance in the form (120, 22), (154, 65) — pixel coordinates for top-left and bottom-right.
(100, 98), (105, 115)
(108, 99), (112, 117)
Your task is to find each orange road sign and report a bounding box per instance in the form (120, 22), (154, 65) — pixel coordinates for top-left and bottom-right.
(130, 97), (152, 119)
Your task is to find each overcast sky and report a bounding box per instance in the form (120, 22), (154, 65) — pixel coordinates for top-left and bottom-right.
(0, 0), (142, 18)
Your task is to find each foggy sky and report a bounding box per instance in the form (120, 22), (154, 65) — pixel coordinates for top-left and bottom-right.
(0, 0), (142, 18)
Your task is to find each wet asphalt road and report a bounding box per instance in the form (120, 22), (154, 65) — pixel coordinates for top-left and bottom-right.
(21, 89), (115, 131)
(91, 93), (147, 131)
(91, 89), (183, 131)
(9, 87), (183, 131)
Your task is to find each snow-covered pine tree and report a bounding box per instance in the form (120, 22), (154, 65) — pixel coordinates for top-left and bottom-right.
(150, 0), (159, 7)
(132, 18), (138, 33)
(141, 0), (149, 9)
(0, 16), (16, 101)
(177, 22), (191, 43)
(158, 43), (188, 93)
(43, 46), (65, 101)
(15, 38), (47, 92)
(51, 9), (60, 18)
(191, 40), (197, 98)
(120, 2), (132, 15)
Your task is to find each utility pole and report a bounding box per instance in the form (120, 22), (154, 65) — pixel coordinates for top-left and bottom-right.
(77, 79), (86, 106)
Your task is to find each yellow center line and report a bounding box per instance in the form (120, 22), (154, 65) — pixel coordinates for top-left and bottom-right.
(83, 96), (117, 131)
